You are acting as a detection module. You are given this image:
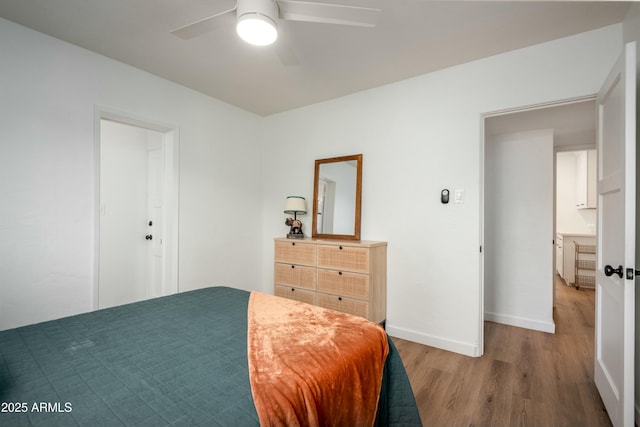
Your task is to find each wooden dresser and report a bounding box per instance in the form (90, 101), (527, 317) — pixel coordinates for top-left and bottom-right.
(274, 238), (387, 323)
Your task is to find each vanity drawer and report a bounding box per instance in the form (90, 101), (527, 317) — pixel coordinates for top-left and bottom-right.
(317, 293), (368, 319)
(274, 241), (316, 266)
(317, 244), (370, 273)
(317, 269), (369, 299)
(275, 285), (316, 305)
(274, 263), (316, 290)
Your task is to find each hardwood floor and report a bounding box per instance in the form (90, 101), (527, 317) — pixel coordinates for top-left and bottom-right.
(392, 277), (612, 427)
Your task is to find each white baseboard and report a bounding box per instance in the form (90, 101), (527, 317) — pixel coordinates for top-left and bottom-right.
(387, 313), (554, 357)
(484, 311), (556, 334)
(386, 324), (481, 357)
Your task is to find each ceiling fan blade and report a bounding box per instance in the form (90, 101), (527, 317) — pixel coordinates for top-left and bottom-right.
(274, 28), (300, 66)
(277, 1), (380, 27)
(171, 6), (237, 39)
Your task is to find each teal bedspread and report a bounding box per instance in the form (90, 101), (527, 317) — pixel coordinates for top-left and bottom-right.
(0, 286), (421, 426)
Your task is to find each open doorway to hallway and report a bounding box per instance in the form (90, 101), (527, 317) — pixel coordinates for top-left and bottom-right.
(555, 149), (597, 292)
(483, 97), (597, 334)
(96, 113), (180, 310)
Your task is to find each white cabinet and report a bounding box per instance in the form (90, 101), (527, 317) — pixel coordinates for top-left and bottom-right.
(557, 233), (595, 286)
(576, 149), (597, 209)
(556, 234), (564, 277)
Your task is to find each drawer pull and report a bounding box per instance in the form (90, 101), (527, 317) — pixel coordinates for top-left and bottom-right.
(292, 242), (296, 246)
(338, 271), (342, 275)
(291, 265), (295, 269)
(338, 296), (342, 301)
(291, 288), (295, 292)
(339, 245), (343, 250)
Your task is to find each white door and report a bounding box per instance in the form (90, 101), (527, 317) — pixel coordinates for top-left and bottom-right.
(99, 120), (164, 308)
(594, 41), (636, 427)
(147, 145), (164, 298)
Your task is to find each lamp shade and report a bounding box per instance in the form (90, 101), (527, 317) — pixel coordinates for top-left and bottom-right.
(236, 13), (277, 46)
(284, 196), (307, 215)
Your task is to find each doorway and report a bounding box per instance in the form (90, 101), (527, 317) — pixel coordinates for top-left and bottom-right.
(555, 149), (597, 291)
(96, 113), (179, 309)
(482, 97), (597, 338)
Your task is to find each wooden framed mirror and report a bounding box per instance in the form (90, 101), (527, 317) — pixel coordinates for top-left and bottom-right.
(312, 154), (362, 240)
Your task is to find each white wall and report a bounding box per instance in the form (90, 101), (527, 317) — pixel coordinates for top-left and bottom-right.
(0, 16), (626, 358)
(261, 24), (622, 356)
(484, 129), (555, 333)
(0, 18), (263, 330)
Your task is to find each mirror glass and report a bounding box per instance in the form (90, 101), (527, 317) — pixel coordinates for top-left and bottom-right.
(312, 154), (362, 240)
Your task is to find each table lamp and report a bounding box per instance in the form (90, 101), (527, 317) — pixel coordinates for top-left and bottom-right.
(284, 196), (307, 239)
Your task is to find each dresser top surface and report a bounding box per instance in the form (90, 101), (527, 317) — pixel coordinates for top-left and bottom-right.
(274, 237), (387, 247)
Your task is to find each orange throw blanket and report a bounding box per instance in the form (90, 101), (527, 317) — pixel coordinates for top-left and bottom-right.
(247, 292), (389, 427)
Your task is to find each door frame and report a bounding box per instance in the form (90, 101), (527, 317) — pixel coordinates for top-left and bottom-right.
(479, 95), (596, 355)
(93, 107), (180, 309)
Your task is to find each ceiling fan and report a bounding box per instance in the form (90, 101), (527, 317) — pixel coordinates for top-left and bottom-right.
(171, 0), (381, 48)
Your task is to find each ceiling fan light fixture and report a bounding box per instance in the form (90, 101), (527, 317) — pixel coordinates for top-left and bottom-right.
(237, 13), (278, 46)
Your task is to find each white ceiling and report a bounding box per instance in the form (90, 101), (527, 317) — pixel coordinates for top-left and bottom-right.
(0, 0), (630, 116)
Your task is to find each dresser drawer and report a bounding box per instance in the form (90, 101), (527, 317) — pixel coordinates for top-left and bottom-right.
(275, 285), (316, 305)
(317, 293), (368, 319)
(275, 241), (316, 266)
(274, 263), (316, 290)
(317, 244), (370, 273)
(274, 238), (386, 323)
(317, 269), (369, 299)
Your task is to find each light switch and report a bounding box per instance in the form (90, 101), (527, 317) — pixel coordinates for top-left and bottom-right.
(454, 189), (464, 203)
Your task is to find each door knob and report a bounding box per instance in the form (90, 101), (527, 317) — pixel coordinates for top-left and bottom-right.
(145, 234), (153, 240)
(604, 264), (623, 278)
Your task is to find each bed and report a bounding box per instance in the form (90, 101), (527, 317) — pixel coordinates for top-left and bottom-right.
(0, 286), (421, 426)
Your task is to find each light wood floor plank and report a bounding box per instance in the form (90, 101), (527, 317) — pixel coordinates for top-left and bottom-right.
(392, 277), (611, 427)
